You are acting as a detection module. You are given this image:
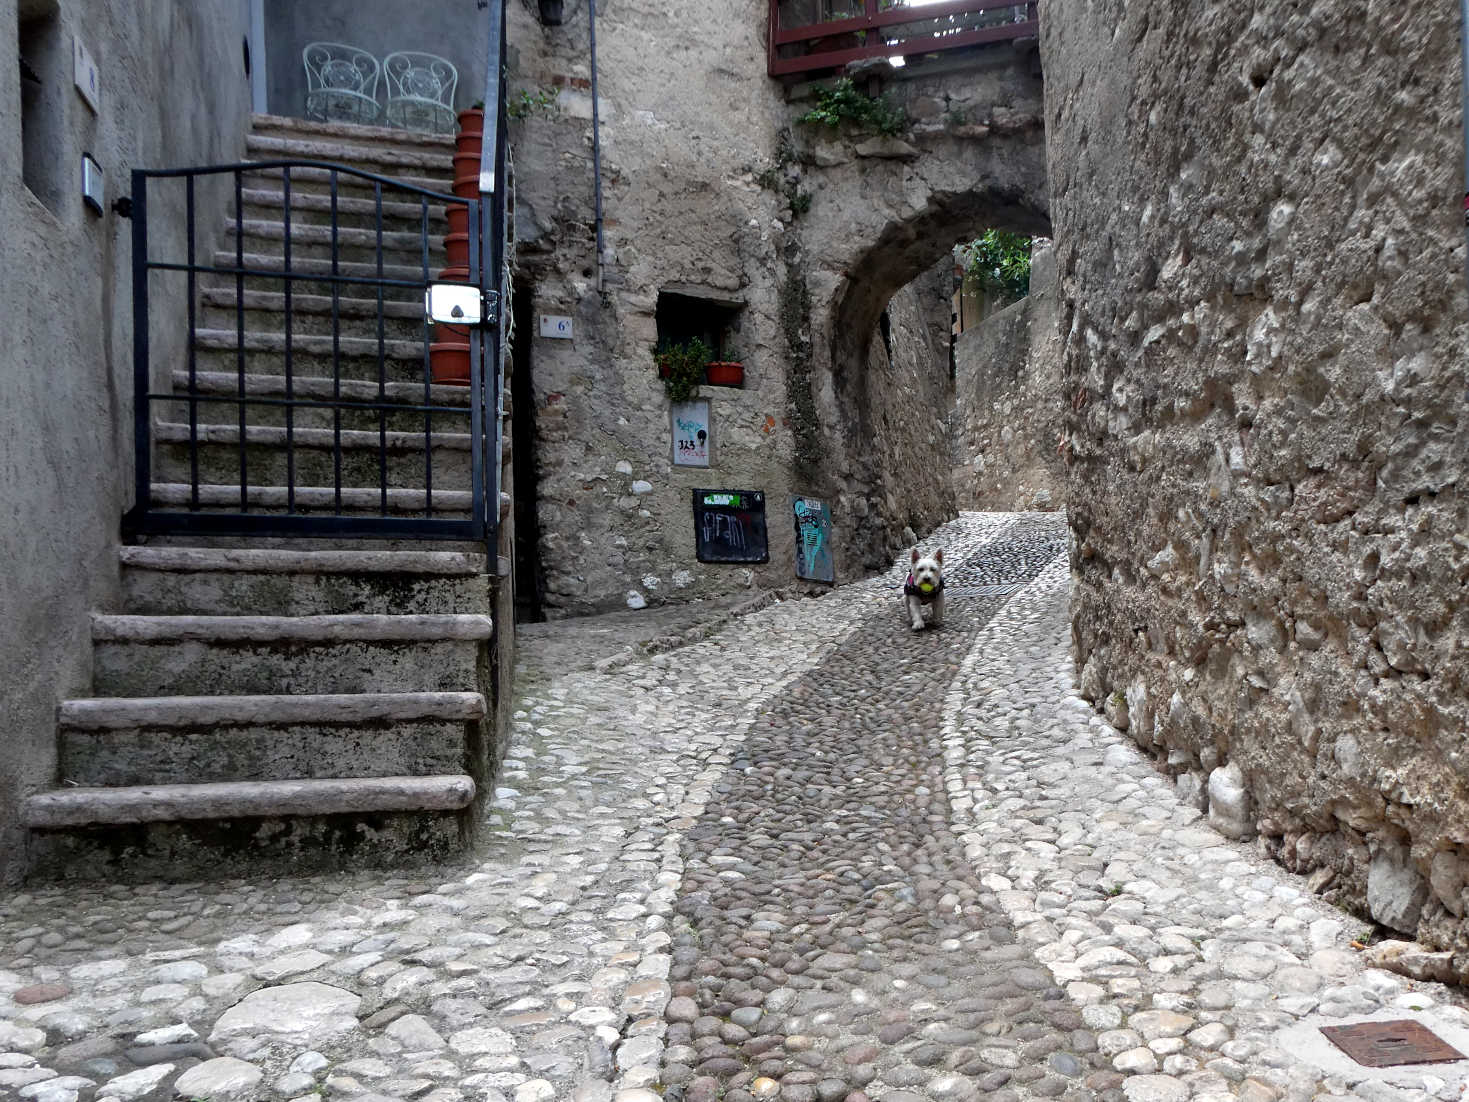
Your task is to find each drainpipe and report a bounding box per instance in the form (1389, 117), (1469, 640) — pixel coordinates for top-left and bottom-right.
(589, 0), (607, 295)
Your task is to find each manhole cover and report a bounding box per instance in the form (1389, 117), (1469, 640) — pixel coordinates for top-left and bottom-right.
(1320, 1020), (1466, 1067)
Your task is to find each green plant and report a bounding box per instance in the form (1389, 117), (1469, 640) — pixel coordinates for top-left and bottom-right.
(508, 88), (558, 120)
(790, 190), (813, 217)
(956, 229), (1032, 299)
(796, 77), (906, 136)
(655, 337), (712, 401)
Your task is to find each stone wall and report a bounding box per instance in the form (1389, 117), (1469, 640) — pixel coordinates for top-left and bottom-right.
(1044, 0), (1469, 965)
(953, 241), (1065, 511)
(508, 2), (1047, 612)
(0, 0), (253, 881)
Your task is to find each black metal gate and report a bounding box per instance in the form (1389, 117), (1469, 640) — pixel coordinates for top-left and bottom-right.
(122, 3), (508, 547)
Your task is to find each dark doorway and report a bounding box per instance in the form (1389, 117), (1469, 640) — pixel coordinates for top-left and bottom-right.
(511, 284), (544, 623)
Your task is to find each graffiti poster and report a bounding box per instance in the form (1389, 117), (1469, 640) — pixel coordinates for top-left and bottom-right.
(692, 489), (769, 564)
(793, 496), (834, 582)
(671, 400), (712, 468)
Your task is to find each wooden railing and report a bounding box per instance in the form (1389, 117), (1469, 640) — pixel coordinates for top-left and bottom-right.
(768, 0), (1037, 77)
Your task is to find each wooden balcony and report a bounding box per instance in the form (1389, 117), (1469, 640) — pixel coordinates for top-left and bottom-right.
(768, 0), (1038, 78)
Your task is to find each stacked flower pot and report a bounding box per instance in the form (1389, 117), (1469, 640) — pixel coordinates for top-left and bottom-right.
(429, 107), (484, 385)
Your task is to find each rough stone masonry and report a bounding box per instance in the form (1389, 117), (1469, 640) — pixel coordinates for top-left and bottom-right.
(1043, 0), (1469, 973)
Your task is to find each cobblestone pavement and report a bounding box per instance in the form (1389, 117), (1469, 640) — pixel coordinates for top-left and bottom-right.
(1, 513), (1465, 1102)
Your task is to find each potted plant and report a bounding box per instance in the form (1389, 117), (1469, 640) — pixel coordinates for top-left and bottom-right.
(655, 337), (712, 401)
(705, 349), (744, 388)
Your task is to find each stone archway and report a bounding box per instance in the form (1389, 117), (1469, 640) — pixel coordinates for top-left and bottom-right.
(787, 88), (1052, 571)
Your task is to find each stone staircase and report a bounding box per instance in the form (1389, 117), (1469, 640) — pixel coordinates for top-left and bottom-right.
(23, 115), (510, 879)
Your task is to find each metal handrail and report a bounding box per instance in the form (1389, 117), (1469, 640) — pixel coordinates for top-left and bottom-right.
(768, 0), (1037, 77)
(476, 0), (510, 551)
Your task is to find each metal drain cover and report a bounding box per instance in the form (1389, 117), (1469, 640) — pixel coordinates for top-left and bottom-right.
(1320, 1020), (1466, 1067)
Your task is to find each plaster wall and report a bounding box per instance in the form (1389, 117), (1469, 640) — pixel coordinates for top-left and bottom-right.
(508, 1), (1046, 612)
(952, 241), (1065, 511)
(0, 0), (252, 880)
(1043, 0), (1469, 965)
(262, 0), (488, 121)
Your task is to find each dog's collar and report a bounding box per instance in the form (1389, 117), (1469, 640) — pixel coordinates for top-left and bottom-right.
(904, 573), (944, 603)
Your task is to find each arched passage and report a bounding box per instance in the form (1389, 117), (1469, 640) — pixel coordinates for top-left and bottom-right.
(789, 97), (1052, 571)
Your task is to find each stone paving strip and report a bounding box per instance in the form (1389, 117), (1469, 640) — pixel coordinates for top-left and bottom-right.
(0, 513), (1013, 1102)
(3, 511), (1463, 1102)
(940, 554), (1469, 1102)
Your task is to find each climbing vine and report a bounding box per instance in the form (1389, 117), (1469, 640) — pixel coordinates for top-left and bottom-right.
(779, 269), (822, 482)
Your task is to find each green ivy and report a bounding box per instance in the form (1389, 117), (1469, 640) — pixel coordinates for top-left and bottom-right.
(796, 78), (906, 137)
(655, 338), (712, 402)
(956, 229), (1032, 299)
(507, 88), (559, 120)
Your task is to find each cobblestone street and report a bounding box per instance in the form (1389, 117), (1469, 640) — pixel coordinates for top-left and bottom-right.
(2, 513), (1466, 1102)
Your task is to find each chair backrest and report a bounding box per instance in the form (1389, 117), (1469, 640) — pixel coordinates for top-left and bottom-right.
(383, 52), (457, 106)
(302, 41), (380, 97)
(381, 51), (459, 134)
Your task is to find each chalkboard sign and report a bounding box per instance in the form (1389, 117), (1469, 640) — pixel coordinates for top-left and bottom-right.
(693, 489), (769, 564)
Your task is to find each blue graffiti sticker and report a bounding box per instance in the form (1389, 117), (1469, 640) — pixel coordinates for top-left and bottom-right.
(793, 496), (834, 583)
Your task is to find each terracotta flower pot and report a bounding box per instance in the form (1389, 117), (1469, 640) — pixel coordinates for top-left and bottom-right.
(435, 322), (471, 344)
(430, 341), (471, 386)
(445, 232), (470, 268)
(455, 130), (483, 157)
(438, 265), (470, 284)
(446, 205), (470, 238)
(705, 362), (744, 387)
(452, 152), (482, 198)
(457, 107), (484, 133)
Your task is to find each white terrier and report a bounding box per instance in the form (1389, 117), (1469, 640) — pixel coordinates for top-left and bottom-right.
(904, 547), (945, 631)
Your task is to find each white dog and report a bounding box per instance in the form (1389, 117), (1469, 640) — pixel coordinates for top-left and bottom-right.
(904, 547), (945, 631)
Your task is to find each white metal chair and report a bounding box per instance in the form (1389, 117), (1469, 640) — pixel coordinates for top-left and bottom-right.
(382, 51), (458, 134)
(302, 42), (381, 125)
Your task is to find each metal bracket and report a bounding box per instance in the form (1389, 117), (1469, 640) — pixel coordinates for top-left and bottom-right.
(111, 196), (133, 219)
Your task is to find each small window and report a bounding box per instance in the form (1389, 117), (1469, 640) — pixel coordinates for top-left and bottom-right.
(656, 287), (745, 364)
(18, 2), (66, 212)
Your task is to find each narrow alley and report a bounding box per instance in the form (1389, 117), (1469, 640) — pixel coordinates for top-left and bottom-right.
(1, 514), (1464, 1102)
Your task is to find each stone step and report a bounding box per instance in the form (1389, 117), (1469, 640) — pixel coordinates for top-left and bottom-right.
(198, 288), (433, 342)
(119, 545), (489, 616)
(58, 692), (486, 786)
(247, 131), (457, 179)
(249, 112), (459, 155)
(232, 160), (452, 203)
(207, 250), (443, 298)
(187, 326), (475, 386)
(148, 481), (475, 519)
(240, 185), (453, 235)
(161, 370), (472, 433)
(223, 217), (451, 267)
(23, 775), (473, 826)
(91, 612), (493, 696)
(152, 419), (474, 490)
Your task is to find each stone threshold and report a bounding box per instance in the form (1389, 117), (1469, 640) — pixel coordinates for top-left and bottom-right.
(91, 612), (494, 643)
(23, 774), (476, 827)
(59, 691), (487, 729)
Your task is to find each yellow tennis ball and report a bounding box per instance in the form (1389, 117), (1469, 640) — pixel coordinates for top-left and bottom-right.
(919, 581), (935, 593)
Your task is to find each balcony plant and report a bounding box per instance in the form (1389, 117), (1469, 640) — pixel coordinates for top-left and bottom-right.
(656, 337), (712, 401)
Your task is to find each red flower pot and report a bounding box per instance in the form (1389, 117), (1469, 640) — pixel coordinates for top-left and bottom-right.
(430, 341), (471, 386)
(457, 107), (484, 133)
(455, 130), (483, 157)
(446, 206), (469, 238)
(705, 362), (744, 387)
(445, 232), (470, 268)
(452, 152), (482, 198)
(438, 265), (470, 283)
